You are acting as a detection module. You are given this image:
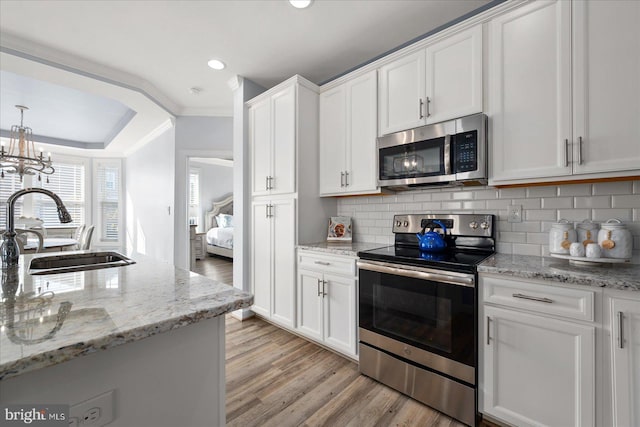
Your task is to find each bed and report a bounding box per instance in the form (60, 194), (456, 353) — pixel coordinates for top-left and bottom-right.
(203, 194), (234, 259)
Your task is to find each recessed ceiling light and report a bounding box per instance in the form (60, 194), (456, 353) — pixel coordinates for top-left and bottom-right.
(289, 0), (313, 9)
(207, 59), (225, 70)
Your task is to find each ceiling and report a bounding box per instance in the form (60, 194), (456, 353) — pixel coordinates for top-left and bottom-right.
(0, 0), (493, 154)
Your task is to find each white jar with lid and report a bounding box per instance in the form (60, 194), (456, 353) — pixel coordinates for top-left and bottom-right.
(598, 219), (632, 259)
(549, 219), (577, 255)
(576, 219), (599, 247)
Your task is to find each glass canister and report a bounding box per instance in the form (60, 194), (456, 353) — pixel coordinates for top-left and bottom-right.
(576, 220), (599, 247)
(598, 219), (632, 259)
(549, 219), (577, 255)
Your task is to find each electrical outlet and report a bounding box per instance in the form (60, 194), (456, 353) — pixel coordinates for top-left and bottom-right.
(507, 205), (523, 223)
(69, 417), (79, 427)
(70, 390), (114, 426)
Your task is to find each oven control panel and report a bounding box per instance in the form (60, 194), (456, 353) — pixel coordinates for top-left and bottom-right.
(393, 213), (494, 237)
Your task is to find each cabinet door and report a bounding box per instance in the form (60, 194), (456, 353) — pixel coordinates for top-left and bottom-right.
(323, 273), (357, 357)
(346, 70), (379, 194)
(296, 268), (324, 342)
(250, 99), (272, 197)
(251, 201), (272, 318)
(489, 1), (572, 183)
(319, 84), (347, 195)
(271, 198), (296, 328)
(572, 0), (640, 175)
(483, 305), (595, 427)
(378, 50), (426, 135)
(609, 296), (640, 427)
(271, 85), (296, 195)
(425, 25), (482, 124)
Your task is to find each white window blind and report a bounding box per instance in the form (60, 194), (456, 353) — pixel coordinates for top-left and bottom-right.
(0, 173), (25, 229)
(96, 160), (121, 243)
(189, 171), (200, 207)
(34, 161), (85, 227)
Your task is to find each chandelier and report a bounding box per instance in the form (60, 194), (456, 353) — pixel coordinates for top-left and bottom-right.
(0, 105), (54, 182)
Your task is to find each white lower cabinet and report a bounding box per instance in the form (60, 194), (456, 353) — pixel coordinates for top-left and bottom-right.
(605, 290), (640, 427)
(480, 275), (596, 427)
(296, 251), (358, 358)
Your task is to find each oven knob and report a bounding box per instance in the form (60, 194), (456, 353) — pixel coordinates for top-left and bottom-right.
(481, 221), (490, 230)
(395, 220), (402, 227)
(403, 221), (409, 227)
(469, 221), (478, 229)
(403, 346), (412, 356)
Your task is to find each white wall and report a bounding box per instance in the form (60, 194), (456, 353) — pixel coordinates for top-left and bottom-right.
(189, 160), (233, 232)
(174, 116), (233, 270)
(125, 126), (175, 263)
(337, 180), (640, 257)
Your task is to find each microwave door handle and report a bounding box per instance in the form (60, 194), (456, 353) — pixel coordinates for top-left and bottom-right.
(444, 134), (452, 175)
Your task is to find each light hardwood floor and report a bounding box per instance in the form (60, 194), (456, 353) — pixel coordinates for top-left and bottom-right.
(192, 254), (233, 284)
(225, 316), (467, 427)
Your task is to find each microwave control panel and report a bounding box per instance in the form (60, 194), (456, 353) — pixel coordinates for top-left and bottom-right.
(455, 131), (477, 172)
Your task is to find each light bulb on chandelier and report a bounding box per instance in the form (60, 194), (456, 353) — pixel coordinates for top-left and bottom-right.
(0, 105), (55, 182)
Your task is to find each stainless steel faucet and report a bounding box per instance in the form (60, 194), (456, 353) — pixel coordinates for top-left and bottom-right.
(1, 188), (73, 268)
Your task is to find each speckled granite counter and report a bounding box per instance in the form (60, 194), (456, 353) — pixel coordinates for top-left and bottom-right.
(0, 252), (253, 381)
(479, 253), (640, 292)
(298, 241), (385, 257)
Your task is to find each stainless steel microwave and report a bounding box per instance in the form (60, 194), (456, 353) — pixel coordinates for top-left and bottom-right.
(377, 113), (487, 190)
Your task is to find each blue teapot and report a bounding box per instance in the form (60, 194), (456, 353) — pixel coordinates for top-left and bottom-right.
(416, 220), (447, 252)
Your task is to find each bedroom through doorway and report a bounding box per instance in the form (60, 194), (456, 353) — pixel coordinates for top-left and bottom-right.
(188, 156), (234, 282)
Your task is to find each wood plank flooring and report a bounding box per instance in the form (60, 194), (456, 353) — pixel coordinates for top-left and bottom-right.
(192, 254), (233, 284)
(225, 316), (467, 427)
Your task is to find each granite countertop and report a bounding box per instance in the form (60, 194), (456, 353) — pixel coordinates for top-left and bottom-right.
(298, 241), (385, 257)
(479, 253), (640, 292)
(0, 252), (253, 381)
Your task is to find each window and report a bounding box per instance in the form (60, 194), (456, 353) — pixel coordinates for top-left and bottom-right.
(95, 159), (122, 244)
(33, 160), (86, 227)
(0, 173), (25, 229)
(188, 169), (200, 226)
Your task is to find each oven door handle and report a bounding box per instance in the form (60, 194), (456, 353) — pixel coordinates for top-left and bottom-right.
(357, 261), (475, 288)
(444, 134), (452, 176)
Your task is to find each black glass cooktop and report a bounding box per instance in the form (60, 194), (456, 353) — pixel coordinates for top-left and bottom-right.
(358, 245), (494, 273)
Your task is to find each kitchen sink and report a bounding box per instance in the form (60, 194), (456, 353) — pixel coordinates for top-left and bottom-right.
(29, 251), (136, 275)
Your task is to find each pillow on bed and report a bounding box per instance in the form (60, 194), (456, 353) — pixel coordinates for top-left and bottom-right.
(216, 213), (234, 228)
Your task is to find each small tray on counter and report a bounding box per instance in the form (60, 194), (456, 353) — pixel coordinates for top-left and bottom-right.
(550, 253), (631, 266)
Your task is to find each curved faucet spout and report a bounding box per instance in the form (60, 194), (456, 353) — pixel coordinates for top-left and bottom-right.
(1, 188), (73, 268)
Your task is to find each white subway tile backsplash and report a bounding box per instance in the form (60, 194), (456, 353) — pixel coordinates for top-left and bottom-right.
(558, 184), (592, 196)
(593, 181), (633, 195)
(526, 186), (557, 198)
(339, 180), (640, 255)
(612, 195), (640, 209)
(574, 196), (611, 209)
(592, 208), (633, 222)
(542, 197), (573, 209)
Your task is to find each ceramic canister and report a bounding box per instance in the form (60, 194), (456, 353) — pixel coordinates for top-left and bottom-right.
(598, 218), (632, 259)
(576, 219), (599, 247)
(549, 219), (577, 255)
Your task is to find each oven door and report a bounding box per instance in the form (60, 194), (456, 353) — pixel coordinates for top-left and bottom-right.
(377, 120), (456, 187)
(358, 260), (476, 377)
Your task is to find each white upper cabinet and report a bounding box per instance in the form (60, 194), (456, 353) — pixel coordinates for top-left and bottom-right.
(378, 25), (483, 136)
(572, 0), (640, 175)
(490, 0), (640, 185)
(489, 0), (573, 182)
(319, 70), (379, 196)
(250, 84), (296, 196)
(425, 24), (483, 124)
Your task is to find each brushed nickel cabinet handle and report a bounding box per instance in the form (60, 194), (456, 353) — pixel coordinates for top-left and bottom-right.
(564, 139), (569, 167)
(345, 171), (350, 186)
(317, 278), (322, 297)
(512, 293), (554, 304)
(578, 136), (584, 165)
(618, 311), (625, 349)
(426, 96), (431, 117)
(265, 176), (269, 191)
(340, 172), (345, 187)
(419, 98), (424, 119)
(314, 261), (330, 266)
(486, 316), (491, 345)
(322, 280), (328, 297)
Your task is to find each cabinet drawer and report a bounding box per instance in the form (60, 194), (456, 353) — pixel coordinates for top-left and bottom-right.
(298, 251), (356, 277)
(481, 275), (595, 322)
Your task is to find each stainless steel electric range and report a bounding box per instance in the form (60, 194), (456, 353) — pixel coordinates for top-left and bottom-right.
(357, 213), (495, 427)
